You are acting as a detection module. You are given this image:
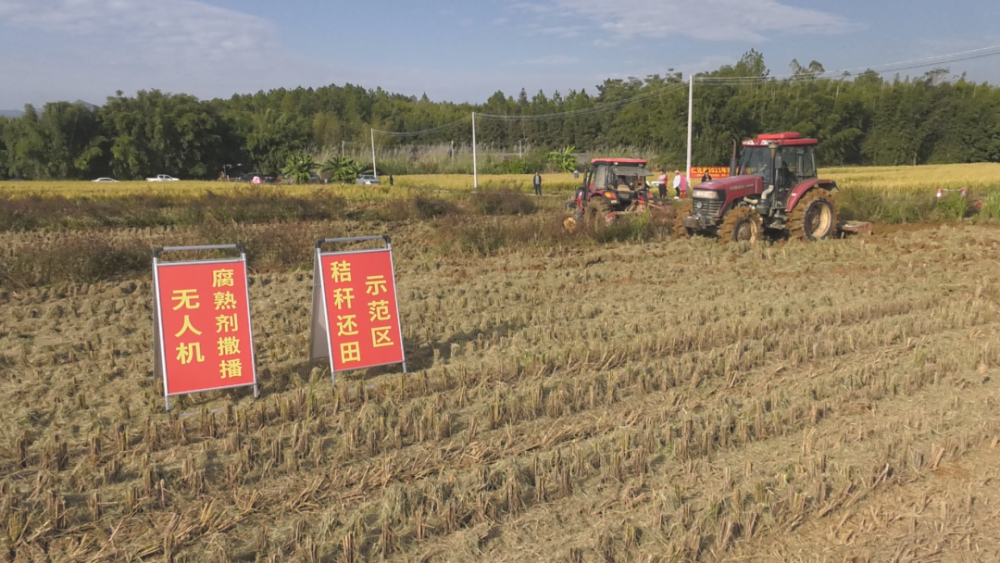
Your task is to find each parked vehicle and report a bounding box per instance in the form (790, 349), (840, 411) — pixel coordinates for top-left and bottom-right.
(241, 173), (274, 184)
(92, 177), (118, 183)
(146, 174), (179, 182)
(355, 174), (381, 185)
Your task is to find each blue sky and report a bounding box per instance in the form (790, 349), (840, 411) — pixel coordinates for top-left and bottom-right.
(2, 0), (999, 109)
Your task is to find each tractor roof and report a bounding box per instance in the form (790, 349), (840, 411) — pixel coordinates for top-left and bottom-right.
(591, 158), (648, 165)
(741, 132), (817, 147)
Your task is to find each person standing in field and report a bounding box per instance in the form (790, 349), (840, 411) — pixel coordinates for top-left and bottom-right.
(701, 169), (713, 183)
(533, 171), (542, 196)
(389, 174), (394, 187)
(656, 169), (667, 199)
(672, 170), (687, 199)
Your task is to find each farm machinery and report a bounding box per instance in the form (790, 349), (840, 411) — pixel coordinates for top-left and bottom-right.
(562, 158), (668, 232)
(675, 132), (869, 242)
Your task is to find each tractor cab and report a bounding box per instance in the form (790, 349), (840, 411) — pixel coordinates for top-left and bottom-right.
(735, 133), (818, 211)
(575, 158), (653, 207)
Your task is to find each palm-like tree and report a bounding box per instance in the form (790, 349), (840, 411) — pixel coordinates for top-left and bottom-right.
(322, 157), (372, 183)
(548, 145), (578, 173)
(281, 153), (317, 184)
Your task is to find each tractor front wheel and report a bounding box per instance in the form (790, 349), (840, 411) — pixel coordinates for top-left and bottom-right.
(718, 206), (763, 243)
(673, 200), (694, 237)
(789, 190), (837, 241)
(584, 197), (613, 230)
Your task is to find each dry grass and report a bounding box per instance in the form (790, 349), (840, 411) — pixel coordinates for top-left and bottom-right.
(2, 203), (1000, 560)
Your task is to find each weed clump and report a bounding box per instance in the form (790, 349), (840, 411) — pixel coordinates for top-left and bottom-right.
(470, 187), (536, 216)
(0, 234), (150, 288)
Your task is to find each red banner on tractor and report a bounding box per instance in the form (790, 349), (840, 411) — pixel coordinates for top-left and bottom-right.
(310, 236), (406, 382)
(153, 245), (258, 410)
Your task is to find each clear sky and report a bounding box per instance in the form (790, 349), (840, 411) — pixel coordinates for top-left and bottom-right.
(2, 0), (999, 109)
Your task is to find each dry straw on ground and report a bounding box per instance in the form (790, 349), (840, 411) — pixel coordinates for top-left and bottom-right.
(3, 210), (1000, 560)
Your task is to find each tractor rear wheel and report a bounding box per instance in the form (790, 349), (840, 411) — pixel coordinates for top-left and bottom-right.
(584, 197), (612, 230)
(673, 200), (694, 237)
(718, 206), (763, 243)
(789, 190), (837, 241)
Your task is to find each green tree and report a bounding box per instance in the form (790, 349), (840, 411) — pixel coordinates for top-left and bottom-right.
(547, 145), (578, 172)
(281, 153), (317, 184)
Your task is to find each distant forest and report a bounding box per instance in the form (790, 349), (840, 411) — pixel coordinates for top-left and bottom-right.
(1, 51), (999, 180)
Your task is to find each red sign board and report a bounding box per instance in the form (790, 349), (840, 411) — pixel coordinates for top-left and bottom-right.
(691, 166), (730, 181)
(311, 241), (405, 378)
(153, 256), (257, 405)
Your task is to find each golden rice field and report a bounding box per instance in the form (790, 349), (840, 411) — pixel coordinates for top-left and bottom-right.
(1, 163), (997, 199)
(2, 165), (1000, 561)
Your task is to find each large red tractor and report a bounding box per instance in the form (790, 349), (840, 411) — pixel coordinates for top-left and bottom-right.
(563, 158), (664, 232)
(675, 133), (840, 242)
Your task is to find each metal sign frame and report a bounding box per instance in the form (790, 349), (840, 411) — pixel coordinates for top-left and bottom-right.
(310, 235), (407, 385)
(152, 244), (259, 411)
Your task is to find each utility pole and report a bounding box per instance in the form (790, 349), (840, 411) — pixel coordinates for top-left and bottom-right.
(472, 113), (478, 190)
(371, 129), (377, 179)
(686, 74), (694, 187)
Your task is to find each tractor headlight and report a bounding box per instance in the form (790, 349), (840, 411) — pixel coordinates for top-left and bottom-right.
(692, 189), (719, 200)
(604, 192), (617, 199)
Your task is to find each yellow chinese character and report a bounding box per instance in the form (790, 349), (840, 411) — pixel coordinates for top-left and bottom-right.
(212, 269), (235, 288)
(340, 342), (361, 363)
(175, 342), (205, 365)
(371, 326), (394, 348)
(214, 292), (237, 310)
(217, 337), (241, 356)
(171, 289), (200, 311)
(336, 314), (359, 336)
(220, 359), (243, 378)
(365, 275), (387, 296)
(368, 300), (390, 322)
(216, 314), (239, 333)
(174, 315), (202, 337)
(333, 288), (354, 310)
(330, 260), (352, 283)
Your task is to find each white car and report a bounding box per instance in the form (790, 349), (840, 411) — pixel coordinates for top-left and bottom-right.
(146, 174), (180, 182)
(355, 174), (381, 185)
(92, 177), (118, 183)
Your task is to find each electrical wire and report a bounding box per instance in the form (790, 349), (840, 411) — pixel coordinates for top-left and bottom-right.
(697, 43), (1000, 83)
(372, 117), (468, 138)
(477, 82), (687, 121)
(367, 43), (1000, 134)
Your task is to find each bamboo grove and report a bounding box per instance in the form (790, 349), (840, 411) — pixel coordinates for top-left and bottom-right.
(1, 50), (999, 180)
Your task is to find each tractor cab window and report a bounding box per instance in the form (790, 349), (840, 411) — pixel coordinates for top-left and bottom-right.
(592, 165), (609, 190)
(798, 147), (817, 178)
(737, 147), (771, 177)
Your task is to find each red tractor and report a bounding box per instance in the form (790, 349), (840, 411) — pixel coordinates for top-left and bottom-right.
(676, 133), (840, 242)
(563, 158), (664, 232)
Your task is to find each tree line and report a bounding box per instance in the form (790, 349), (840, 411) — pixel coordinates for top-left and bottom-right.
(1, 50), (998, 180)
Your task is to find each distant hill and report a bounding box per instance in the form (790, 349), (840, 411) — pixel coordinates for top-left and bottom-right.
(0, 100), (97, 119)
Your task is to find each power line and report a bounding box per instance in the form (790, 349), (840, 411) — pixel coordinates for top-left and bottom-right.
(371, 117), (468, 138)
(698, 43), (1000, 83)
(367, 42), (1000, 135)
(477, 82), (687, 121)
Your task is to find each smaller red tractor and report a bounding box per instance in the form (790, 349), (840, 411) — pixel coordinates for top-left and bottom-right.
(676, 132), (848, 242)
(563, 158), (665, 232)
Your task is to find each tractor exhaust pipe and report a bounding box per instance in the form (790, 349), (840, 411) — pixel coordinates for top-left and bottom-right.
(729, 139), (738, 177)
